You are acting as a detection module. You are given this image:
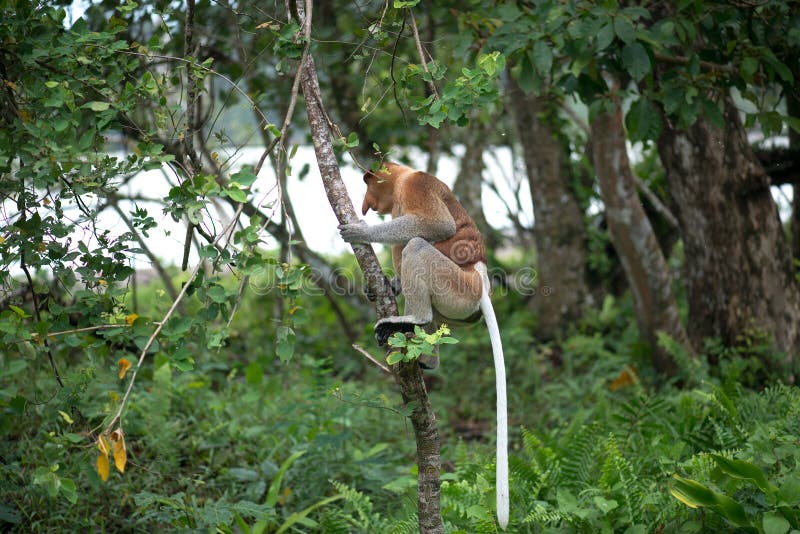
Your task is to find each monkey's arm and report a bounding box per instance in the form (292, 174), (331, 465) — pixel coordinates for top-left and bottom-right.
(339, 213), (456, 245)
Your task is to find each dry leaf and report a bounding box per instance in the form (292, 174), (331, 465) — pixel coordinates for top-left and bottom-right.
(97, 434), (110, 455)
(110, 429), (127, 474)
(118, 358), (132, 379)
(125, 313), (139, 326)
(610, 365), (638, 391)
(97, 454), (110, 482)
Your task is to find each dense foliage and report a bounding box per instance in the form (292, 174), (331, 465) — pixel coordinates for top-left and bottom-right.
(1, 0), (799, 532)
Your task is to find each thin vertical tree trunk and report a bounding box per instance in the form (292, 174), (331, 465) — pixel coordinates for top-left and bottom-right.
(788, 94), (800, 270)
(506, 77), (589, 339)
(299, 5), (443, 530)
(452, 122), (496, 248)
(591, 93), (691, 374)
(657, 96), (800, 366)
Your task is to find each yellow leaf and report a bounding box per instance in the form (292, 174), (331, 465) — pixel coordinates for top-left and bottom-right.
(97, 434), (110, 455)
(110, 429), (127, 474)
(98, 279), (107, 286)
(96, 454), (110, 482)
(669, 487), (699, 509)
(118, 358), (132, 379)
(58, 410), (74, 424)
(125, 313), (139, 326)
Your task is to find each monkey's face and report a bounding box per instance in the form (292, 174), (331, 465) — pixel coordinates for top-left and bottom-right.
(362, 172), (394, 215)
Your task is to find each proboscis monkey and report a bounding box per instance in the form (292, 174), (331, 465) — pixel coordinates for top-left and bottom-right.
(339, 161), (509, 529)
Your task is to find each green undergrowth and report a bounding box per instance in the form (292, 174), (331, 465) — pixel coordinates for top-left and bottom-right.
(1, 282), (799, 533)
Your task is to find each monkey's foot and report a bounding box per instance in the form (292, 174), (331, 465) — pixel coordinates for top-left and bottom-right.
(375, 317), (427, 346)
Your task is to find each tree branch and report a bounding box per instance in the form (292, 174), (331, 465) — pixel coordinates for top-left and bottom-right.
(298, 1), (443, 531)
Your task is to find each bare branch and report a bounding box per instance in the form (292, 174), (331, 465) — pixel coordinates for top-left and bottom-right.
(352, 344), (391, 374)
(408, 9), (438, 98)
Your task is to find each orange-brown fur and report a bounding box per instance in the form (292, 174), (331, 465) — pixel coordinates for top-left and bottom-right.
(362, 162), (487, 273)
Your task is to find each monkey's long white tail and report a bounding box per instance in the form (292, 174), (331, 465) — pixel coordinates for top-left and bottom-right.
(477, 264), (509, 530)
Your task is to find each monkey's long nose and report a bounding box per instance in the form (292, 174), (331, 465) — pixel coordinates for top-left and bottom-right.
(361, 198), (370, 216)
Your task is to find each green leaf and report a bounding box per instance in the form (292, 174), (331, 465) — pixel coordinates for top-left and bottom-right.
(245, 362), (263, 385)
(596, 23), (615, 51)
(78, 129), (94, 151)
(386, 351), (405, 365)
(670, 475), (751, 528)
(625, 98), (661, 142)
(613, 16), (636, 45)
(8, 305), (29, 317)
(532, 40), (553, 76)
(206, 285), (228, 303)
(621, 42), (650, 81)
(710, 455), (778, 495)
(741, 56), (758, 81)
(265, 450), (306, 507)
(762, 513), (791, 534)
(393, 0), (419, 8)
(231, 166), (258, 187)
(85, 101), (110, 111)
(225, 186), (248, 203)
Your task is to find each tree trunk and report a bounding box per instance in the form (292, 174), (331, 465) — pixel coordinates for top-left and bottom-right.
(657, 96), (800, 364)
(299, 7), (443, 529)
(506, 77), (589, 339)
(452, 122), (496, 248)
(789, 93), (800, 270)
(591, 96), (691, 374)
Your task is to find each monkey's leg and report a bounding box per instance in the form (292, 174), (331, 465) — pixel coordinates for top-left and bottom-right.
(375, 237), (482, 346)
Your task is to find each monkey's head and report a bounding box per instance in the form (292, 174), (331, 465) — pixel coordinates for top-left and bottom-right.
(361, 164), (397, 215)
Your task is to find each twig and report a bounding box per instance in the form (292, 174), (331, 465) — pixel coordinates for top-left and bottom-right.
(103, 204), (245, 434)
(108, 199), (181, 303)
(653, 51), (737, 74)
(390, 14), (408, 124)
(31, 324), (137, 338)
(408, 9), (438, 98)
(20, 247), (64, 388)
(253, 14), (311, 177)
(631, 174), (680, 229)
(352, 344), (391, 374)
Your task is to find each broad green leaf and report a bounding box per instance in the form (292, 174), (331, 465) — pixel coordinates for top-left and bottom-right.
(276, 338), (294, 362)
(613, 16), (636, 45)
(231, 166), (258, 187)
(621, 42), (650, 81)
(625, 98), (661, 142)
(762, 513), (791, 534)
(710, 455), (777, 495)
(386, 351), (404, 365)
(670, 475), (751, 527)
(532, 41), (553, 76)
(596, 23), (615, 51)
(206, 285), (228, 303)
